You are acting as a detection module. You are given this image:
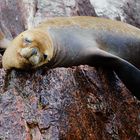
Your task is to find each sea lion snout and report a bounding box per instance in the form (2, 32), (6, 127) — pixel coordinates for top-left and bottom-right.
(20, 47), (38, 58)
(19, 47), (44, 66)
(32, 48), (38, 55)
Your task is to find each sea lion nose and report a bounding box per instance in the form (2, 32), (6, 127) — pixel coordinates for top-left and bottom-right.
(20, 47), (38, 58)
(31, 48), (38, 55)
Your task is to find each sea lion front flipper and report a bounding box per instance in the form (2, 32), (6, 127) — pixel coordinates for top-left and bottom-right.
(92, 50), (140, 100)
(113, 58), (140, 99)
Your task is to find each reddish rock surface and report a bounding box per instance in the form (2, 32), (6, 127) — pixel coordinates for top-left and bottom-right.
(0, 0), (140, 140)
(0, 65), (139, 140)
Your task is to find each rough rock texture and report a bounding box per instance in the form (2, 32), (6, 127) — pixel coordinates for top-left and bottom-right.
(90, 0), (140, 28)
(0, 66), (140, 140)
(0, 0), (140, 140)
(90, 0), (124, 20)
(123, 0), (140, 28)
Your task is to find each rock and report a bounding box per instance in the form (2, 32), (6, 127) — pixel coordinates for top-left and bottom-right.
(0, 0), (140, 139)
(90, 0), (124, 20)
(71, 0), (97, 16)
(90, 0), (140, 28)
(123, 0), (140, 28)
(0, 66), (140, 139)
(0, 0), (25, 37)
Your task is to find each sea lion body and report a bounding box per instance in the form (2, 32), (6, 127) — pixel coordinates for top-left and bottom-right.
(37, 17), (140, 68)
(1, 16), (140, 99)
(46, 25), (140, 68)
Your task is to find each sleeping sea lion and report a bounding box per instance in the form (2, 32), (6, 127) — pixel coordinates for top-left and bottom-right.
(1, 16), (140, 99)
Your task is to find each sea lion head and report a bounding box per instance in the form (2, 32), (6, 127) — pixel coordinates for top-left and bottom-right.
(2, 29), (53, 70)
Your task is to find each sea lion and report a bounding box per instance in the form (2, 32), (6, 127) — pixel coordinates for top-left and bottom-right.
(1, 16), (140, 99)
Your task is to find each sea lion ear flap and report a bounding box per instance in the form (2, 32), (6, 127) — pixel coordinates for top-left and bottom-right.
(43, 54), (48, 60)
(43, 51), (50, 61)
